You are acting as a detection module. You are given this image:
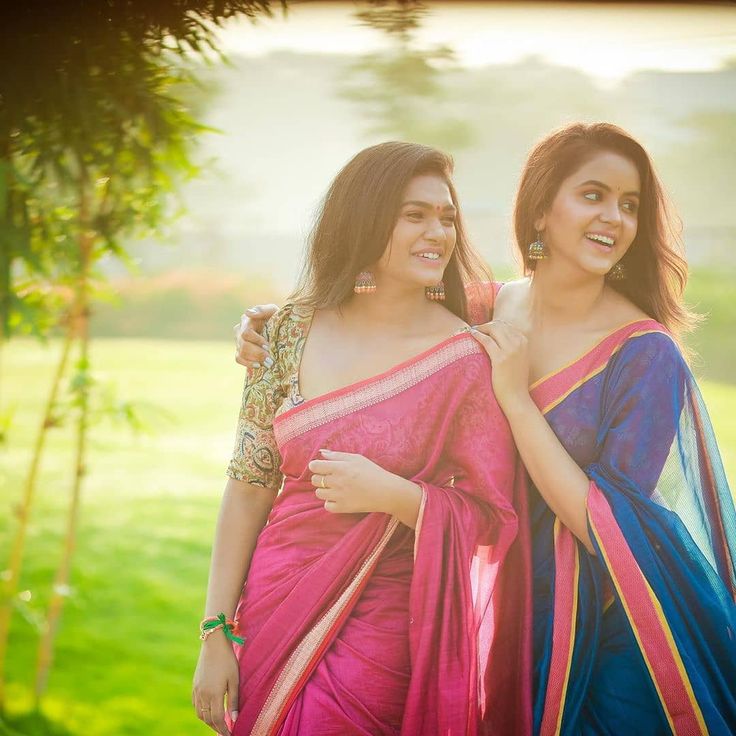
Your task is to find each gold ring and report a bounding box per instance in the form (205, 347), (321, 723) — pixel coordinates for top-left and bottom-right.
(320, 475), (327, 489)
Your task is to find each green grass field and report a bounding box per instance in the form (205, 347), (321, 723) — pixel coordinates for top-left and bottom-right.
(1, 338), (735, 736)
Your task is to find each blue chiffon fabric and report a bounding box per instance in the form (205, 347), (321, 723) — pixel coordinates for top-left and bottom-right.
(531, 329), (736, 735)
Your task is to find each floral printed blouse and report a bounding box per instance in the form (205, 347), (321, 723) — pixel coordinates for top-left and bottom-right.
(226, 303), (313, 489)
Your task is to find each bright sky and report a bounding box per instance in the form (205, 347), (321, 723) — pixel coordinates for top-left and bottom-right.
(218, 1), (736, 84)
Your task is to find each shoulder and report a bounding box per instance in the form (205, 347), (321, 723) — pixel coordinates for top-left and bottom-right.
(265, 302), (313, 345)
(594, 290), (683, 372)
(445, 333), (493, 387)
(618, 327), (681, 361)
(491, 278), (529, 321)
(609, 327), (687, 386)
(258, 303), (313, 382)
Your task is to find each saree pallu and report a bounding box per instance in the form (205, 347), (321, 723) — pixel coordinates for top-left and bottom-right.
(526, 320), (736, 736)
(228, 307), (532, 736)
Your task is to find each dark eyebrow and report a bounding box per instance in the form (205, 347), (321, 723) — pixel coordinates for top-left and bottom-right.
(577, 179), (640, 198)
(402, 200), (457, 213)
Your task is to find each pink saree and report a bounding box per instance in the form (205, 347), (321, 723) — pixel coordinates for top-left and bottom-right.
(226, 304), (532, 736)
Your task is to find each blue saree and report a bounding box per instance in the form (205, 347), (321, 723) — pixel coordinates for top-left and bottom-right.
(527, 320), (736, 736)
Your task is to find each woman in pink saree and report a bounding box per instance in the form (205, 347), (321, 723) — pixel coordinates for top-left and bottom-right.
(192, 142), (532, 736)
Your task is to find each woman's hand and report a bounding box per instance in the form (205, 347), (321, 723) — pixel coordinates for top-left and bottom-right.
(471, 320), (532, 416)
(192, 634), (240, 735)
(308, 450), (422, 526)
(233, 304), (279, 368)
(309, 450), (395, 514)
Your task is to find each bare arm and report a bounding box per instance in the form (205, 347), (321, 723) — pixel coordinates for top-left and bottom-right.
(501, 396), (594, 552)
(192, 479), (276, 734)
(203, 478), (277, 619)
(473, 323), (595, 553)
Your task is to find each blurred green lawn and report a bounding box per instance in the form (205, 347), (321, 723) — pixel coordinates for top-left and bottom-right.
(1, 338), (735, 736)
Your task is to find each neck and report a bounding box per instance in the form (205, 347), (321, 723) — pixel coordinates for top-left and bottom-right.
(528, 261), (607, 326)
(342, 280), (433, 333)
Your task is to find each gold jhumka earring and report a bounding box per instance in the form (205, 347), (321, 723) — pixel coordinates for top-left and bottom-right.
(354, 271), (377, 294)
(425, 281), (445, 301)
(527, 232), (549, 261)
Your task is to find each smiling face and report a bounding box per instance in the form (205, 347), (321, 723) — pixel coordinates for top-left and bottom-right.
(373, 174), (457, 290)
(536, 150), (641, 278)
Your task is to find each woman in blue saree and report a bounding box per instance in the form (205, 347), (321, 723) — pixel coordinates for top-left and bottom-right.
(472, 123), (736, 735)
(235, 123), (736, 734)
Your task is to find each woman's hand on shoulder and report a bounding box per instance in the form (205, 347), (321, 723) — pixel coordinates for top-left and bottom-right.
(471, 320), (532, 416)
(233, 304), (279, 368)
(192, 633), (240, 735)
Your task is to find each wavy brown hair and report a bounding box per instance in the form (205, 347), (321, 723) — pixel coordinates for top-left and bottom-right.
(292, 141), (491, 321)
(514, 122), (696, 342)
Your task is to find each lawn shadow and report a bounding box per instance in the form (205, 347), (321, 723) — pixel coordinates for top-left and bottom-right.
(0, 711), (76, 736)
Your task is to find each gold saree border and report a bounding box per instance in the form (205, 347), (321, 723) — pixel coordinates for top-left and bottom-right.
(534, 326), (668, 416)
(274, 335), (482, 447)
(587, 483), (708, 736)
(250, 516), (401, 736)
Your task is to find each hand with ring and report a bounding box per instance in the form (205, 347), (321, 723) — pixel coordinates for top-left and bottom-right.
(308, 449), (409, 515)
(192, 631), (240, 734)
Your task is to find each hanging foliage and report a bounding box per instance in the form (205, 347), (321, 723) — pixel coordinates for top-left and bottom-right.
(0, 0), (283, 712)
(0, 0), (279, 341)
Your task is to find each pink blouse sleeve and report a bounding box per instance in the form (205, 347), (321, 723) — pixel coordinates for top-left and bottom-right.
(465, 281), (503, 324)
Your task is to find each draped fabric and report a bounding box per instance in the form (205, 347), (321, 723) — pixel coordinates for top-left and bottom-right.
(527, 320), (736, 736)
(226, 304), (532, 736)
(466, 281), (736, 734)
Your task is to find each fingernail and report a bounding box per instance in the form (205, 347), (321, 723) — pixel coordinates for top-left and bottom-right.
(263, 357), (274, 369)
(246, 308), (259, 315)
(262, 343), (270, 351)
(251, 362), (261, 369)
(231, 711), (238, 721)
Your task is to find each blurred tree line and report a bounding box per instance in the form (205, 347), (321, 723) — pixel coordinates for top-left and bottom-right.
(342, 2), (474, 148)
(93, 7), (735, 382)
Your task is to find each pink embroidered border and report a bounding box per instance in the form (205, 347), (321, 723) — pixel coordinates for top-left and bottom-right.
(539, 518), (580, 736)
(530, 320), (665, 414)
(274, 335), (482, 447)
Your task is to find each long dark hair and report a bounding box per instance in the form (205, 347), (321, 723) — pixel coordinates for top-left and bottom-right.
(514, 122), (696, 342)
(292, 141), (491, 321)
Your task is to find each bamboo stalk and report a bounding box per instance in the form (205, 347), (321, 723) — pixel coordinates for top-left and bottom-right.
(0, 331), (73, 709)
(32, 175), (92, 705)
(32, 334), (87, 704)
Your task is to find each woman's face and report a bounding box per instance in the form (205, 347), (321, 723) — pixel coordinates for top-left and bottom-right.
(374, 174), (457, 290)
(536, 150), (641, 278)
